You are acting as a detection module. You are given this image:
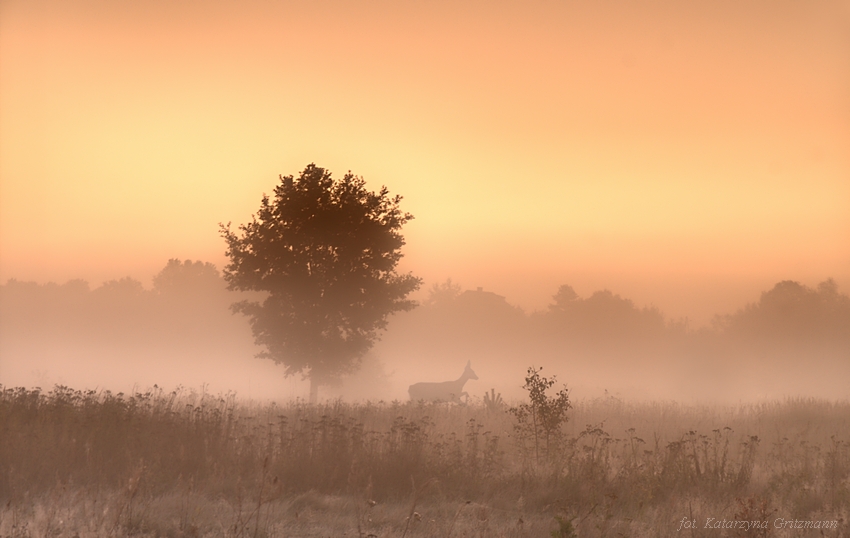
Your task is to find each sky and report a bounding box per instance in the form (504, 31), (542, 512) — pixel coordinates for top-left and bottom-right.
(2, 0), (849, 326)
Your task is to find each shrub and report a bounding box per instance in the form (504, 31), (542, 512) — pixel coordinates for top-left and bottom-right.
(509, 367), (571, 469)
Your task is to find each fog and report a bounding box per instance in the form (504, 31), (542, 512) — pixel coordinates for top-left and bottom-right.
(2, 260), (847, 404)
(1, 0), (848, 407)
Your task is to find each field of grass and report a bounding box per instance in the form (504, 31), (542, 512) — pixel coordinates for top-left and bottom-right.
(1, 380), (848, 538)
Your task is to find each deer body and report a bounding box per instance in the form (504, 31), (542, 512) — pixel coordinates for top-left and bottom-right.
(408, 361), (479, 403)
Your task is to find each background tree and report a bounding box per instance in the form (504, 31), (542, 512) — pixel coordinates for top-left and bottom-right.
(152, 259), (222, 298)
(716, 279), (850, 348)
(220, 164), (421, 402)
(425, 278), (462, 305)
(542, 285), (666, 342)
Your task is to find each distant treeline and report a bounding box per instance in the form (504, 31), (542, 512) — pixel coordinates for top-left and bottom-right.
(381, 277), (849, 369)
(0, 260), (250, 350)
(0, 260), (265, 394)
(1, 260), (848, 397)
(410, 277), (850, 344)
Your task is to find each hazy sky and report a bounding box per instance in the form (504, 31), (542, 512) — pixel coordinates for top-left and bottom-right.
(2, 0), (848, 325)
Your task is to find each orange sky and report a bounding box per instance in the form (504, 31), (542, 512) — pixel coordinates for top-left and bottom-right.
(1, 0), (848, 325)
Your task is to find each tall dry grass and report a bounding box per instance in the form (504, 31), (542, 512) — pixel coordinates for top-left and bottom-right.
(1, 384), (848, 537)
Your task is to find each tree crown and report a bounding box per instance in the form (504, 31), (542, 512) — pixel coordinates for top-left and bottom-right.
(220, 164), (421, 381)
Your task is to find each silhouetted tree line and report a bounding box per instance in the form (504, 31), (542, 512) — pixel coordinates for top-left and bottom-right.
(0, 260), (254, 354)
(716, 279), (850, 346)
(377, 278), (849, 384)
(404, 278), (849, 346)
(540, 284), (668, 341)
(2, 266), (847, 384)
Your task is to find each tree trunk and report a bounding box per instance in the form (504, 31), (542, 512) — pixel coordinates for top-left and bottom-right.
(309, 376), (319, 404)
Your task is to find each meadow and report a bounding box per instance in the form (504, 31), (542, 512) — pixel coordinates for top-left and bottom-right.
(1, 379), (848, 538)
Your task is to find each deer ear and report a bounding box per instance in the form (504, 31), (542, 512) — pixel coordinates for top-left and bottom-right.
(466, 360), (471, 367)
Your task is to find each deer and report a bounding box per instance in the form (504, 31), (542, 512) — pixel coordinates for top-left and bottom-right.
(408, 361), (479, 404)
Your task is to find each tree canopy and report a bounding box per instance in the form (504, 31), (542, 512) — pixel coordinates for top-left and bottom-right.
(544, 285), (666, 341)
(717, 279), (850, 345)
(220, 164), (421, 401)
(153, 259), (222, 298)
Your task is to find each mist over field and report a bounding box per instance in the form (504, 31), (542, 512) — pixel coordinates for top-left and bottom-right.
(1, 0), (849, 534)
(2, 260), (847, 404)
(2, 0), (848, 405)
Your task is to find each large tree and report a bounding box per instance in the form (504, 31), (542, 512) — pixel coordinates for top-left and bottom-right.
(220, 164), (421, 402)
